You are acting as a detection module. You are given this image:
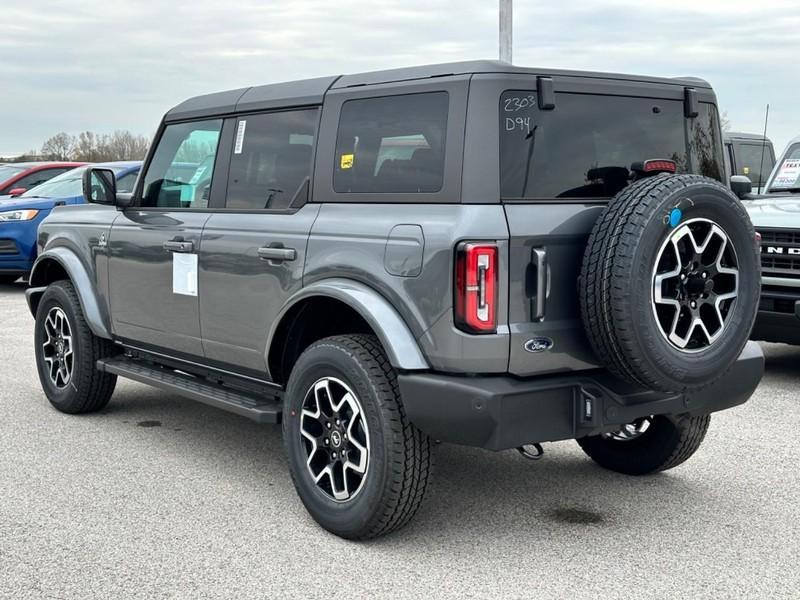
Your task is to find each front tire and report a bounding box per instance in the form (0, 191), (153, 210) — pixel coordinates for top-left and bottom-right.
(577, 413), (711, 475)
(34, 280), (117, 414)
(283, 334), (432, 539)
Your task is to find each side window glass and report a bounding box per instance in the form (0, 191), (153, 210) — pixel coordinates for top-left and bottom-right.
(141, 120), (222, 208)
(15, 169), (64, 190)
(688, 103), (724, 182)
(334, 92), (449, 194)
(225, 109), (318, 210)
(737, 143), (774, 187)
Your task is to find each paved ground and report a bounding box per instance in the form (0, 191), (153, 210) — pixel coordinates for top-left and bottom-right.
(1, 281), (799, 599)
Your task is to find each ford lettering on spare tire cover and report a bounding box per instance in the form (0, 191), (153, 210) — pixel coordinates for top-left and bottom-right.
(578, 174), (760, 393)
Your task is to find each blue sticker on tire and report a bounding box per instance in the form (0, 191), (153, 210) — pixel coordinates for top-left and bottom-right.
(669, 208), (682, 228)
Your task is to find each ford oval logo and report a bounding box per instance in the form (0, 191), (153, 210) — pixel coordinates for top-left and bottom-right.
(524, 337), (554, 353)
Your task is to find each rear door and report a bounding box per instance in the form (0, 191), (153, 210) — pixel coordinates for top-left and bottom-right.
(108, 118), (228, 357)
(198, 108), (320, 376)
(473, 75), (725, 377)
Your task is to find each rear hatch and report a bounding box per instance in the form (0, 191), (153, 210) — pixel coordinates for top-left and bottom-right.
(498, 83), (725, 377)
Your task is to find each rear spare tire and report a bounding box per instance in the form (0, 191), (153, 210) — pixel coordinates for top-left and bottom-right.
(579, 174), (759, 393)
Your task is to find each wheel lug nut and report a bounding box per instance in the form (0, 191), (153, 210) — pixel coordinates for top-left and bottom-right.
(702, 272), (708, 279)
(326, 422), (331, 429)
(335, 419), (340, 426)
(324, 438), (329, 445)
(680, 274), (686, 281)
(332, 452), (337, 459)
(691, 301), (697, 308)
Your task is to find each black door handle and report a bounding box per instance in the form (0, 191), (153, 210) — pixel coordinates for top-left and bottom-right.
(163, 240), (194, 253)
(257, 246), (297, 262)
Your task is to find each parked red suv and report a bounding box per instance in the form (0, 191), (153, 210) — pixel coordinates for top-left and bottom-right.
(0, 162), (86, 196)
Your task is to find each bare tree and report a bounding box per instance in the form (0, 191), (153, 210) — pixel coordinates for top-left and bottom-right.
(720, 111), (732, 132)
(41, 132), (76, 161)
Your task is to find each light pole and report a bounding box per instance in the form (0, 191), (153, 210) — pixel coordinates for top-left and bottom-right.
(499, 0), (512, 63)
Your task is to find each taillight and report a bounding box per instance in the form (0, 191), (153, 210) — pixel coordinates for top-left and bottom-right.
(455, 242), (498, 334)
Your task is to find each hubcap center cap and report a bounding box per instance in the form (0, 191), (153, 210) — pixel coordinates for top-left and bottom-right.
(684, 274), (706, 297)
(330, 430), (342, 448)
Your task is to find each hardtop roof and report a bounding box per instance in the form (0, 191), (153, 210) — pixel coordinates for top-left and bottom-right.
(165, 60), (713, 122)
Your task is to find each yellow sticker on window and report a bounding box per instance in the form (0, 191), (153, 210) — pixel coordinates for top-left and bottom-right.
(340, 153), (354, 169)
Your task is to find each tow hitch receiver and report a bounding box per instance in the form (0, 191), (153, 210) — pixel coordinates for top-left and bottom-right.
(517, 443), (544, 460)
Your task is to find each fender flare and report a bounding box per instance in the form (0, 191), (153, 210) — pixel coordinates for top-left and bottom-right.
(27, 248), (112, 339)
(267, 278), (429, 373)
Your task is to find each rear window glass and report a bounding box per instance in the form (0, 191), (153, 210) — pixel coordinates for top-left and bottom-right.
(334, 92), (448, 194)
(500, 92), (690, 199)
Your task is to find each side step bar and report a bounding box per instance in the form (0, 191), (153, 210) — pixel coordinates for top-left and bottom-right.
(97, 356), (282, 424)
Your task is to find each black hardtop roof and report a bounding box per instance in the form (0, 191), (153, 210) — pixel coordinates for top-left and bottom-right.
(165, 60), (712, 122)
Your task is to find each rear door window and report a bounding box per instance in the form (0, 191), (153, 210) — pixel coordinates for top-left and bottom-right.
(334, 92), (448, 193)
(224, 109), (318, 210)
(499, 92), (690, 199)
(141, 120), (223, 208)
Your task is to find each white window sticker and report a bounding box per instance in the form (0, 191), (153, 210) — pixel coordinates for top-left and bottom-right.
(234, 120), (247, 154)
(773, 159), (800, 189)
(172, 253), (198, 296)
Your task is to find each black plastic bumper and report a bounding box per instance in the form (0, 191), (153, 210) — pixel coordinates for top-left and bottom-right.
(751, 303), (800, 345)
(398, 341), (764, 451)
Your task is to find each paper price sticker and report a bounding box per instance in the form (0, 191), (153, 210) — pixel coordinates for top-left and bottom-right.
(340, 153), (354, 169)
(234, 120), (247, 154)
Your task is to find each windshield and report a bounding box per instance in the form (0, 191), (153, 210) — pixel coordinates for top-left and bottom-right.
(0, 164), (25, 183)
(21, 166), (86, 198)
(770, 144), (800, 192)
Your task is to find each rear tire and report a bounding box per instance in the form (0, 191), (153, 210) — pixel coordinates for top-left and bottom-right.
(34, 280), (117, 414)
(283, 334), (432, 539)
(577, 413), (711, 475)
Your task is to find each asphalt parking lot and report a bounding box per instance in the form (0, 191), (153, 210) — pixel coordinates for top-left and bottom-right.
(1, 281), (799, 599)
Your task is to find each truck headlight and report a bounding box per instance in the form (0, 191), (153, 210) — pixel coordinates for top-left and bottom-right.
(0, 209), (39, 222)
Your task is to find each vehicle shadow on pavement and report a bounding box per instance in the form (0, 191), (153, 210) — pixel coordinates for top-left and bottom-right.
(94, 383), (715, 545)
(760, 341), (800, 379)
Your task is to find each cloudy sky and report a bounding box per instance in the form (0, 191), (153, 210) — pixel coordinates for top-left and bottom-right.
(2, 0), (798, 156)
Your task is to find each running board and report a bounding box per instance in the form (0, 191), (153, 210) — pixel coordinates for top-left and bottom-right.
(97, 356), (282, 423)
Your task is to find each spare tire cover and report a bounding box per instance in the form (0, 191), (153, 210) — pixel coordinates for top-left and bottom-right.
(579, 174), (760, 393)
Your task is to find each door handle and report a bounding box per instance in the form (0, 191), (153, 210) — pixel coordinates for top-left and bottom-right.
(532, 247), (548, 321)
(257, 246), (297, 262)
(163, 240), (194, 253)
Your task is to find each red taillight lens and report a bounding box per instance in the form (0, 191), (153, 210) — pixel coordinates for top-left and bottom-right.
(643, 159), (677, 173)
(455, 242), (498, 334)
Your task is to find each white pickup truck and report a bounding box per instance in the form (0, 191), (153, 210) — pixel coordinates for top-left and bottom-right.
(742, 134), (800, 344)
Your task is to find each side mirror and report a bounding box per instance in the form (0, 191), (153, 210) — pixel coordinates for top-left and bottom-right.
(82, 167), (131, 207)
(730, 175), (753, 200)
(8, 187), (26, 196)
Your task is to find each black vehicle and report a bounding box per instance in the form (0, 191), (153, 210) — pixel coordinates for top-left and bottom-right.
(26, 61), (763, 539)
(723, 131), (776, 194)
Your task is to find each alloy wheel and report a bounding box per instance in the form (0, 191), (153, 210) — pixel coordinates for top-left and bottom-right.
(652, 218), (739, 352)
(300, 377), (370, 502)
(42, 307), (74, 389)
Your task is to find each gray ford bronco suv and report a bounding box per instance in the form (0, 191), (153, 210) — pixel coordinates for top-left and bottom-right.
(26, 61), (764, 539)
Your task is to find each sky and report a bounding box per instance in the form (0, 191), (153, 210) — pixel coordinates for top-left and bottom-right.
(1, 0), (798, 156)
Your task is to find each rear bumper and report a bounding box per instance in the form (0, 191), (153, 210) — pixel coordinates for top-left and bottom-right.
(398, 341), (764, 451)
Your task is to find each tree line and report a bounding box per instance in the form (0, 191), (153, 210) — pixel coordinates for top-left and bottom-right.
(4, 130), (150, 163)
